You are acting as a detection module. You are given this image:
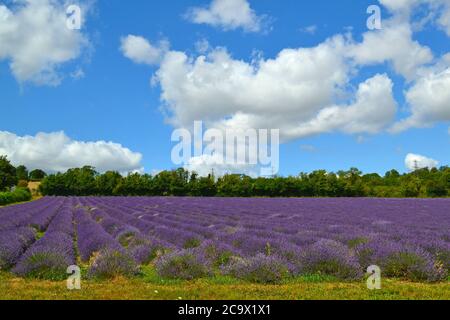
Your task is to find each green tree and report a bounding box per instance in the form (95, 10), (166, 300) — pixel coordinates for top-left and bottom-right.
(426, 179), (448, 198)
(96, 171), (123, 195)
(189, 173), (217, 196)
(40, 166), (97, 196)
(170, 168), (189, 196)
(29, 169), (47, 181)
(39, 173), (67, 196)
(401, 176), (422, 197)
(309, 170), (331, 196)
(36, 165), (450, 199)
(114, 173), (152, 196)
(65, 166), (98, 196)
(216, 174), (253, 197)
(16, 165), (29, 181)
(338, 168), (366, 197)
(0, 156), (17, 191)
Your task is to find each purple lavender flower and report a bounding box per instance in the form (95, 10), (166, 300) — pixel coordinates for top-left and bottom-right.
(1, 196), (449, 283)
(222, 254), (290, 284)
(356, 239), (447, 282)
(88, 248), (139, 279)
(298, 239), (363, 280)
(155, 249), (212, 280)
(13, 232), (74, 279)
(75, 209), (123, 262)
(0, 227), (36, 270)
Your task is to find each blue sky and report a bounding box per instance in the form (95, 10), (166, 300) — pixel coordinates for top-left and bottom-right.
(1, 0), (449, 176)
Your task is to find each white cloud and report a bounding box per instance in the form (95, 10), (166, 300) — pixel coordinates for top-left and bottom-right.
(288, 74), (397, 138)
(185, 0), (267, 33)
(120, 35), (169, 65)
(184, 154), (259, 177)
(0, 131), (143, 174)
(156, 36), (356, 140)
(0, 0), (90, 85)
(392, 68), (450, 132)
(195, 39), (211, 54)
(348, 21), (434, 80)
(379, 0), (450, 37)
(438, 3), (450, 36)
(125, 2), (450, 142)
(379, 0), (419, 12)
(405, 153), (439, 171)
(299, 25), (318, 35)
(153, 36), (399, 141)
(365, 1), (450, 131)
(70, 68), (85, 80)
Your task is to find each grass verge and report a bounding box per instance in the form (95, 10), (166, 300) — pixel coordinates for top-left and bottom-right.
(0, 267), (448, 300)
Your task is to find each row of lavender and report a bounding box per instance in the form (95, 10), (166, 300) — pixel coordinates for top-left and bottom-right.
(0, 198), (65, 271)
(1, 197), (449, 282)
(77, 197), (450, 282)
(0, 197), (138, 279)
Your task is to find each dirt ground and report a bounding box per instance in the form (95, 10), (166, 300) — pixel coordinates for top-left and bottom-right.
(27, 181), (41, 196)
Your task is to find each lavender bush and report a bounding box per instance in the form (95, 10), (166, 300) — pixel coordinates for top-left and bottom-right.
(126, 236), (168, 264)
(356, 239), (447, 282)
(12, 206), (75, 280)
(88, 248), (139, 279)
(155, 249), (212, 280)
(222, 254), (290, 284)
(75, 209), (122, 262)
(195, 240), (235, 267)
(0, 227), (36, 270)
(13, 232), (74, 280)
(298, 239), (363, 280)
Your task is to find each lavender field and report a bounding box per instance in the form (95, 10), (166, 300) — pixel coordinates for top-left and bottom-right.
(0, 197), (449, 283)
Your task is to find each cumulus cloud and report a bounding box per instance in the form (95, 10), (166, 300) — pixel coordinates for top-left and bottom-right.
(287, 74), (397, 138)
(124, 1), (450, 142)
(0, 131), (143, 173)
(366, 1), (450, 131)
(405, 153), (439, 171)
(348, 21), (433, 80)
(156, 36), (355, 139)
(0, 0), (90, 85)
(378, 0), (419, 13)
(120, 35), (169, 65)
(392, 68), (450, 132)
(185, 0), (268, 33)
(152, 36), (400, 141)
(379, 0), (450, 36)
(438, 3), (450, 36)
(184, 154), (260, 177)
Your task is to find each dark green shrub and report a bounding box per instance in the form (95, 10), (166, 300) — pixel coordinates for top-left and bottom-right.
(0, 188), (31, 206)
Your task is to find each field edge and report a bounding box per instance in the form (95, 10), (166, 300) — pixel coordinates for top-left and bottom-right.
(0, 271), (449, 300)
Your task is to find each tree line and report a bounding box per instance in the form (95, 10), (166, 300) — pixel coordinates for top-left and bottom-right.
(38, 165), (450, 198)
(1, 155), (448, 198)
